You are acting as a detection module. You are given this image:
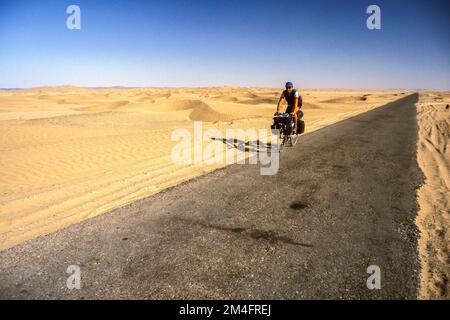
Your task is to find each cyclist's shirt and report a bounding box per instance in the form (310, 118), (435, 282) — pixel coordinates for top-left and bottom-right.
(281, 89), (299, 105)
(281, 89), (302, 113)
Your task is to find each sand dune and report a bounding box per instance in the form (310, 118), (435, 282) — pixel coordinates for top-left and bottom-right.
(152, 99), (209, 112)
(416, 93), (450, 299)
(149, 99), (233, 122)
(74, 100), (130, 112)
(137, 96), (156, 103)
(188, 102), (232, 122)
(302, 102), (322, 109)
(212, 95), (239, 102)
(0, 87), (403, 250)
(238, 97), (280, 105)
(321, 95), (369, 104)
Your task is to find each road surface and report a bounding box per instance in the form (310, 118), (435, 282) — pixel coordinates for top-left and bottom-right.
(0, 93), (422, 299)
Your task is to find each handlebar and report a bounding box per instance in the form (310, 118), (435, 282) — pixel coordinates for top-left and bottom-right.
(273, 113), (292, 118)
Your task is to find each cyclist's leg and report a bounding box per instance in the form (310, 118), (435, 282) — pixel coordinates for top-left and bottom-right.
(286, 106), (296, 126)
(293, 112), (298, 133)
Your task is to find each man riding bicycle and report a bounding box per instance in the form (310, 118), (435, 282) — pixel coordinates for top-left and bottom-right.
(275, 82), (303, 134)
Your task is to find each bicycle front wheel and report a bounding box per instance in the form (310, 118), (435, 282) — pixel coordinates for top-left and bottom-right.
(290, 133), (299, 146)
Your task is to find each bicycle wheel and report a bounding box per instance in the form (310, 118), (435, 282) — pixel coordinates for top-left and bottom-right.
(277, 132), (285, 152)
(290, 133), (299, 146)
(272, 128), (285, 153)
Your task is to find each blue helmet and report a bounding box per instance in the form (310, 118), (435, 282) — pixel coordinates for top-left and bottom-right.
(285, 82), (293, 88)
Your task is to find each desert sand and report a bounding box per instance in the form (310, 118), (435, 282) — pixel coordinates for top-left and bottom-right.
(416, 92), (450, 299)
(0, 87), (404, 251)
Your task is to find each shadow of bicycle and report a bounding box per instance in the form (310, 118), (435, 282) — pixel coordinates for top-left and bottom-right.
(210, 137), (278, 153)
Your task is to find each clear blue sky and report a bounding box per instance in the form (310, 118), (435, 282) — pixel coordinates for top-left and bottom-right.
(0, 0), (449, 89)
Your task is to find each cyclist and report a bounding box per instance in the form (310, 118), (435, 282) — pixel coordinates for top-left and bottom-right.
(275, 82), (303, 133)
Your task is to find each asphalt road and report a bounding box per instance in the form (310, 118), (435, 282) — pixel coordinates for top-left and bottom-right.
(0, 93), (422, 299)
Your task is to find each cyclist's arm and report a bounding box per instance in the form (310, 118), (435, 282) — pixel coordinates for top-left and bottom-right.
(276, 96), (284, 113)
(292, 98), (299, 115)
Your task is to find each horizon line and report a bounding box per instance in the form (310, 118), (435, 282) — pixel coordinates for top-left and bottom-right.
(0, 85), (446, 92)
